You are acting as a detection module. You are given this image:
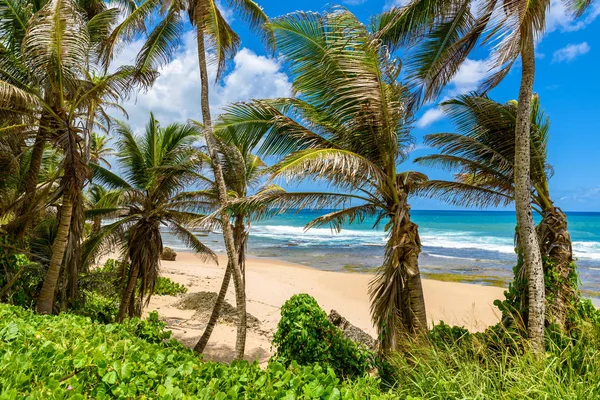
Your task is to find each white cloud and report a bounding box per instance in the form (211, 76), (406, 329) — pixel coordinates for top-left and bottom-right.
(448, 58), (493, 95)
(545, 0), (600, 34)
(415, 57), (493, 128)
(416, 108), (445, 128)
(552, 42), (591, 63)
(111, 32), (291, 132)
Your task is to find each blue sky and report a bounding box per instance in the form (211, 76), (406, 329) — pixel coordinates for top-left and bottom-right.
(114, 0), (600, 212)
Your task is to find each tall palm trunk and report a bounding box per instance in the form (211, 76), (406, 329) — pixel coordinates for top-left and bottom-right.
(36, 194), (73, 314)
(537, 206), (576, 330)
(514, 29), (545, 353)
(194, 216), (246, 354)
(196, 24), (247, 359)
(117, 260), (140, 322)
(371, 205), (427, 351)
(13, 129), (46, 239)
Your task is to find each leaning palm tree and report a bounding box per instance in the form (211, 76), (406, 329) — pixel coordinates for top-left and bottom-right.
(84, 114), (216, 321)
(185, 0), (272, 360)
(192, 128), (273, 354)
(415, 94), (577, 330)
(217, 9), (428, 351)
(375, 0), (594, 351)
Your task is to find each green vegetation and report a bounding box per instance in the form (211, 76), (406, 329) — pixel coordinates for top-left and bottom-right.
(0, 0), (596, 395)
(272, 294), (374, 379)
(0, 303), (392, 399)
(154, 277), (188, 297)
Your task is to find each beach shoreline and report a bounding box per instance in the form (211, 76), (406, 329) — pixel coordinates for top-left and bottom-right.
(146, 251), (505, 364)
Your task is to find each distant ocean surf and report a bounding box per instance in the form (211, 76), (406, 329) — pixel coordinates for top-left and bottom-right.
(162, 210), (600, 296)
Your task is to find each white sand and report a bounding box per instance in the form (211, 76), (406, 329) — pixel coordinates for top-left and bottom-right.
(146, 252), (505, 364)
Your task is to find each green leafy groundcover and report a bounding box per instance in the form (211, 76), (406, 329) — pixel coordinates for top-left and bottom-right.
(0, 304), (392, 399)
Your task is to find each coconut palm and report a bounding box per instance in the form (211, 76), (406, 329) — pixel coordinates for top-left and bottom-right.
(415, 94), (577, 330)
(184, 0), (272, 360)
(86, 184), (122, 234)
(84, 114), (216, 321)
(217, 9), (429, 351)
(89, 133), (114, 168)
(94, 0), (272, 357)
(192, 127), (273, 354)
(373, 0), (595, 351)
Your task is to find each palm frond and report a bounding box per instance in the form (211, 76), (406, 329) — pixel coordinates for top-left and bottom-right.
(167, 219), (217, 263)
(305, 204), (381, 233)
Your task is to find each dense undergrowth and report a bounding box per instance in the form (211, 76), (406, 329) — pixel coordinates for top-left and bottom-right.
(4, 291), (600, 398)
(0, 304), (392, 399)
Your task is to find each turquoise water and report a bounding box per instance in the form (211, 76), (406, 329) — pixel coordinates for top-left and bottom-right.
(163, 210), (600, 294)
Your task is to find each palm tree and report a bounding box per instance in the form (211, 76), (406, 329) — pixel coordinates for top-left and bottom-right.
(92, 0), (272, 357)
(84, 114), (216, 321)
(415, 94), (577, 330)
(0, 0), (133, 239)
(192, 128), (272, 354)
(374, 0), (594, 352)
(185, 0), (272, 360)
(89, 133), (114, 168)
(86, 184), (122, 234)
(217, 10), (428, 351)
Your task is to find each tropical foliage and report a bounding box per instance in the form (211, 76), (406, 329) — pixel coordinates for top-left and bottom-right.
(218, 9), (428, 351)
(376, 0), (596, 350)
(415, 94), (578, 330)
(0, 0), (596, 394)
(0, 303), (394, 398)
(84, 114), (215, 321)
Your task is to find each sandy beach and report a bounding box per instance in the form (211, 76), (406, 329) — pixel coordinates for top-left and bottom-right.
(146, 252), (505, 364)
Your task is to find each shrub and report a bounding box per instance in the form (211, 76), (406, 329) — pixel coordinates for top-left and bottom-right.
(0, 303), (393, 398)
(428, 321), (471, 347)
(74, 290), (119, 324)
(121, 311), (174, 344)
(0, 237), (43, 308)
(154, 276), (187, 296)
(272, 294), (374, 379)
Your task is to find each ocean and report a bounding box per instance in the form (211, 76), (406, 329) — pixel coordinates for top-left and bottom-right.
(162, 210), (600, 296)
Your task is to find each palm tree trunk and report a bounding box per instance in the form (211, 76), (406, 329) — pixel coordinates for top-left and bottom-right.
(370, 206), (427, 352)
(194, 216), (246, 354)
(537, 207), (576, 330)
(399, 213), (427, 334)
(515, 30), (545, 353)
(194, 260), (232, 353)
(13, 129), (46, 239)
(36, 194), (73, 314)
(117, 261), (140, 322)
(196, 24), (246, 359)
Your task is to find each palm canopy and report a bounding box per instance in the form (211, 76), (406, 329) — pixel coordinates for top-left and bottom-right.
(217, 9), (429, 349)
(373, 0), (595, 106)
(218, 9), (417, 209)
(84, 114), (216, 317)
(414, 94), (552, 212)
(100, 0), (271, 80)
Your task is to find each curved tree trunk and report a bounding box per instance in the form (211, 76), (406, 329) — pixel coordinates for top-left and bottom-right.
(36, 194), (73, 314)
(117, 261), (140, 322)
(196, 24), (247, 359)
(194, 216), (246, 354)
(13, 129), (46, 239)
(537, 206), (576, 330)
(194, 260), (232, 353)
(515, 30), (545, 353)
(369, 205), (426, 352)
